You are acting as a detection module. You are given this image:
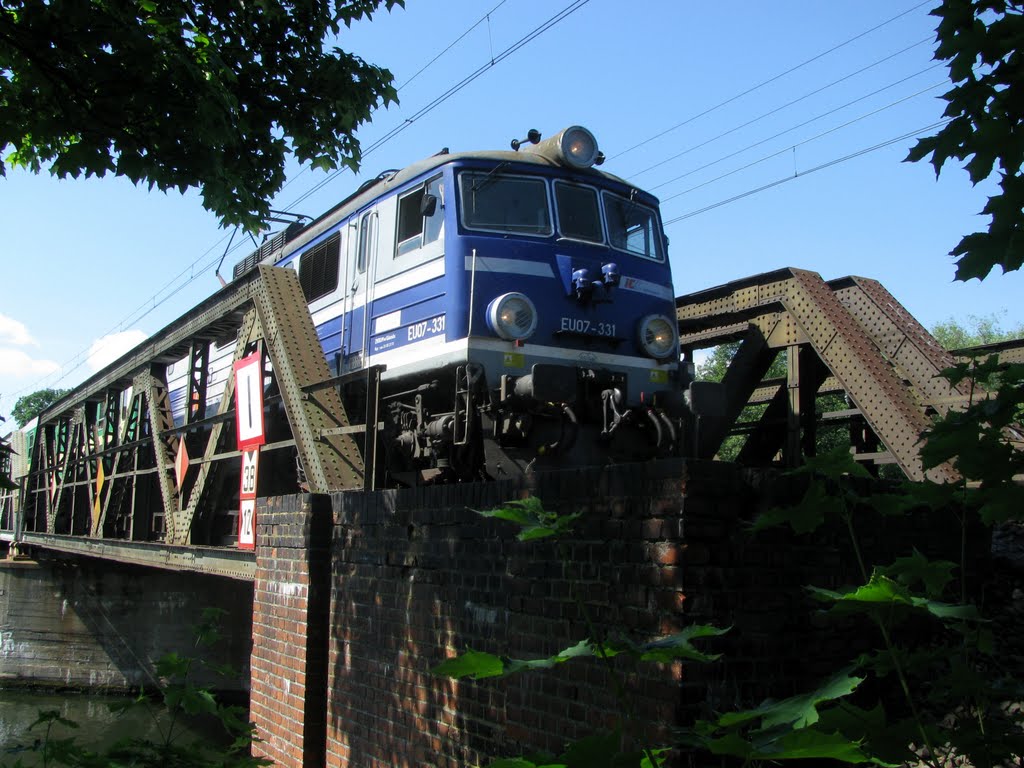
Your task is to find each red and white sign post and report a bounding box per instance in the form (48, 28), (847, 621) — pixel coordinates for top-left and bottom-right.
(234, 353), (265, 549)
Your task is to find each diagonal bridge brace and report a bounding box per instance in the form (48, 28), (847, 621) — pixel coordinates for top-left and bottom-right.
(677, 267), (958, 483)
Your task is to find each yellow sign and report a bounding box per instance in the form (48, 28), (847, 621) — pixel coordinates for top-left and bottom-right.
(503, 352), (525, 368)
(649, 369), (669, 384)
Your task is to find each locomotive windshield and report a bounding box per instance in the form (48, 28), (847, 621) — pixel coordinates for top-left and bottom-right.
(554, 182), (602, 243)
(458, 170), (665, 261)
(603, 191), (664, 261)
(459, 173), (552, 235)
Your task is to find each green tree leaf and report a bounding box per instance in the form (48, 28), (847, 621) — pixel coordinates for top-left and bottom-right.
(633, 625), (728, 664)
(878, 549), (956, 599)
(0, 0), (405, 229)
(791, 446), (873, 481)
(717, 669), (865, 731)
(471, 497), (581, 541)
(808, 572), (981, 622)
(556, 730), (621, 768)
(154, 651), (191, 680)
(752, 480), (831, 534)
(431, 649), (505, 680)
(755, 728), (877, 762)
(906, 0), (1024, 279)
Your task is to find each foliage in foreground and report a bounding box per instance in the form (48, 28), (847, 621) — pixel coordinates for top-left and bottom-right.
(433, 496), (726, 768)
(4, 608), (268, 768)
(0, 0), (403, 230)
(435, 352), (1024, 767)
(906, 0), (1024, 281)
(687, 353), (1024, 766)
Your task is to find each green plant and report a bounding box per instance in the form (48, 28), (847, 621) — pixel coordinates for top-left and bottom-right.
(1, 0), (402, 229)
(432, 497), (726, 768)
(5, 607), (269, 768)
(686, 432), (1023, 767)
(905, 0), (1024, 281)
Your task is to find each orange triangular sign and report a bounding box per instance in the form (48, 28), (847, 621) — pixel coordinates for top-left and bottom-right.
(92, 461), (105, 532)
(175, 437), (190, 490)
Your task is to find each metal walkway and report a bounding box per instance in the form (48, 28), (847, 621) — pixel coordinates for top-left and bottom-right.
(676, 267), (966, 483)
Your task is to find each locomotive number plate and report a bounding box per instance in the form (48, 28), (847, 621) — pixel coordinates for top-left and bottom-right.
(559, 317), (617, 336)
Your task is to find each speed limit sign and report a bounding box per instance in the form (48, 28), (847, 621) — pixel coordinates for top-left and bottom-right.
(238, 498), (256, 550)
(240, 448), (259, 499)
(238, 447), (259, 550)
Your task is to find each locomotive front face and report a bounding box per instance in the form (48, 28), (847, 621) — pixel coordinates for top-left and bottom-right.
(457, 160), (678, 396)
(448, 127), (684, 468)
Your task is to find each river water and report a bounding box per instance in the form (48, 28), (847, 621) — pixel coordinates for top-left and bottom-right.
(0, 689), (233, 757)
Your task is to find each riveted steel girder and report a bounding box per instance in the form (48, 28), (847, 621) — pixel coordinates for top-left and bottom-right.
(253, 265), (363, 492)
(677, 267), (957, 482)
(138, 368), (177, 541)
(177, 309), (261, 543)
(830, 277), (971, 415)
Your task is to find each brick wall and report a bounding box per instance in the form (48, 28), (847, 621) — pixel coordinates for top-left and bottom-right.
(249, 459), (977, 767)
(250, 494), (332, 768)
(325, 460), (724, 767)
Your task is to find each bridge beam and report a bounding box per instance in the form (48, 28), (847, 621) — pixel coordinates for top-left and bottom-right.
(678, 267), (959, 482)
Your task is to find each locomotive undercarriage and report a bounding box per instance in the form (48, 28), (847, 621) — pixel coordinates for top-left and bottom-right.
(375, 361), (686, 486)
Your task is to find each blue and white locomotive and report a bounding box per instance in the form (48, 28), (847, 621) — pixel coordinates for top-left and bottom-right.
(233, 125), (692, 483)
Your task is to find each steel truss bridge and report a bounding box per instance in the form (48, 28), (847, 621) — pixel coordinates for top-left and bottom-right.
(2, 265), (1021, 578)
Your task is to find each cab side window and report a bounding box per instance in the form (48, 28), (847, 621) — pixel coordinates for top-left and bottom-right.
(396, 175), (443, 257)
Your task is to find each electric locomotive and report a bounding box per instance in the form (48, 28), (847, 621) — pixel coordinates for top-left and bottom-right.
(229, 125), (696, 484)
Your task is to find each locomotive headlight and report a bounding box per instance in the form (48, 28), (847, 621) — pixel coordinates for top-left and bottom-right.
(638, 314), (677, 360)
(487, 292), (538, 341)
(526, 126), (601, 169)
(558, 126), (600, 169)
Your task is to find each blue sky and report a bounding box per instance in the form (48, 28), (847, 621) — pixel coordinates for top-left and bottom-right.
(2, 0), (1021, 423)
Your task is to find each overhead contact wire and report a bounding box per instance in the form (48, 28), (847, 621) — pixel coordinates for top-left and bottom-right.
(661, 119), (952, 226)
(631, 39), (936, 180)
(286, 0), (592, 209)
(653, 76), (947, 198)
(611, 0), (935, 161)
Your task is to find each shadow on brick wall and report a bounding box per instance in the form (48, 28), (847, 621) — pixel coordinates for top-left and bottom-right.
(310, 459), (982, 766)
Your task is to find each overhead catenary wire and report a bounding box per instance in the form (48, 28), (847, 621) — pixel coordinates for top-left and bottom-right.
(275, 0), (512, 199)
(629, 38), (937, 180)
(285, 0), (592, 210)
(653, 76), (948, 199)
(661, 119), (952, 227)
(611, 0), (935, 161)
(397, 0), (509, 90)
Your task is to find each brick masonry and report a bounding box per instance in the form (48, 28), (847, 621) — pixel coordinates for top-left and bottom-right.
(250, 493), (333, 768)
(250, 458), (978, 767)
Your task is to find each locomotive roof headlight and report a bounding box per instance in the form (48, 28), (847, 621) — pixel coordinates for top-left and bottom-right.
(638, 314), (678, 360)
(525, 125), (600, 170)
(559, 126), (600, 169)
(487, 292), (538, 342)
